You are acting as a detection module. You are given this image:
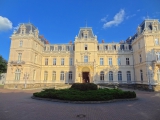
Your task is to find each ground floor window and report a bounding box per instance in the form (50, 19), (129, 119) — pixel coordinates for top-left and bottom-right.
(52, 71), (56, 81)
(140, 70), (143, 81)
(15, 69), (21, 80)
(100, 71), (104, 80)
(69, 71), (72, 80)
(44, 71), (48, 81)
(127, 71), (131, 81)
(118, 71), (122, 81)
(60, 71), (64, 80)
(157, 69), (160, 81)
(109, 71), (113, 81)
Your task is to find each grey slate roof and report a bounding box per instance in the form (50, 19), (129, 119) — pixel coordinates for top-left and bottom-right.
(15, 23), (37, 34)
(77, 27), (95, 39)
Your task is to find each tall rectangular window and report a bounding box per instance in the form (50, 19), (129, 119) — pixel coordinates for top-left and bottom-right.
(45, 58), (48, 65)
(155, 38), (159, 45)
(18, 53), (22, 62)
(117, 58), (121, 65)
(69, 58), (73, 65)
(140, 70), (143, 81)
(109, 58), (112, 65)
(140, 54), (142, 63)
(20, 41), (23, 47)
(61, 58), (64, 65)
(34, 54), (37, 63)
(85, 44), (87, 50)
(118, 71), (122, 81)
(127, 71), (131, 81)
(100, 58), (104, 65)
(126, 58), (130, 65)
(84, 56), (88, 63)
(53, 58), (56, 65)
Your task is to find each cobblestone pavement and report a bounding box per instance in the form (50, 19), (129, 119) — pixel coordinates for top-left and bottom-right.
(0, 88), (160, 120)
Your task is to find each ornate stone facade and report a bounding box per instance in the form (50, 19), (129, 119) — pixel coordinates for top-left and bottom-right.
(4, 19), (160, 91)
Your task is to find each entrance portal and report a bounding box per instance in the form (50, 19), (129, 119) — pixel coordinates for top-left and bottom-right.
(82, 72), (89, 83)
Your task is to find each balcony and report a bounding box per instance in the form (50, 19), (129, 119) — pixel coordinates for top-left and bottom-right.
(10, 61), (25, 65)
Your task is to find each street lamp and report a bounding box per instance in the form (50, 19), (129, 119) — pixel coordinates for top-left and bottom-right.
(23, 73), (29, 88)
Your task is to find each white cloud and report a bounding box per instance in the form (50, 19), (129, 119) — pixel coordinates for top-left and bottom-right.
(126, 14), (136, 19)
(13, 24), (20, 31)
(102, 9), (125, 28)
(101, 15), (108, 22)
(0, 16), (12, 32)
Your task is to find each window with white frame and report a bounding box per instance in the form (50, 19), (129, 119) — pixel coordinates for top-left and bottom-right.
(69, 71), (72, 80)
(140, 70), (143, 81)
(15, 69), (21, 80)
(61, 58), (64, 65)
(117, 58), (121, 65)
(18, 53), (22, 62)
(109, 58), (112, 65)
(45, 58), (48, 65)
(127, 71), (131, 81)
(126, 58), (130, 65)
(20, 41), (23, 47)
(60, 71), (64, 80)
(109, 71), (113, 81)
(52, 71), (56, 81)
(69, 58), (73, 65)
(155, 38), (159, 45)
(100, 58), (104, 65)
(44, 71), (48, 81)
(53, 58), (56, 65)
(100, 71), (104, 80)
(85, 44), (88, 50)
(156, 52), (160, 61)
(84, 56), (88, 63)
(118, 71), (122, 81)
(140, 54), (142, 63)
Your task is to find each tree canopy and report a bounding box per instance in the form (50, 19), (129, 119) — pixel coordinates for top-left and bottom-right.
(0, 55), (7, 74)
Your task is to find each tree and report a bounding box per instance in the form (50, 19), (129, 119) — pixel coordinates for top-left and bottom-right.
(0, 55), (7, 75)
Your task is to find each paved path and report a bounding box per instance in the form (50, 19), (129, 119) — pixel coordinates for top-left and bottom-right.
(0, 88), (160, 120)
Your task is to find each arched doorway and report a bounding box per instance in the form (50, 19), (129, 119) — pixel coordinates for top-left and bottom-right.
(82, 67), (90, 83)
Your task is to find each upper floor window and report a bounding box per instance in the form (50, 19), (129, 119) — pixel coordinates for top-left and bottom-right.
(126, 58), (130, 65)
(127, 71), (131, 81)
(100, 71), (104, 80)
(140, 70), (143, 81)
(140, 54), (142, 63)
(109, 71), (113, 81)
(58, 46), (62, 51)
(84, 34), (87, 38)
(138, 42), (140, 49)
(156, 52), (160, 61)
(69, 58), (73, 65)
(18, 53), (22, 62)
(155, 38), (159, 45)
(100, 58), (104, 65)
(45, 58), (48, 65)
(84, 56), (88, 63)
(85, 44), (88, 50)
(20, 41), (23, 47)
(117, 58), (121, 65)
(34, 54), (37, 63)
(53, 58), (56, 65)
(61, 58), (64, 65)
(109, 58), (112, 65)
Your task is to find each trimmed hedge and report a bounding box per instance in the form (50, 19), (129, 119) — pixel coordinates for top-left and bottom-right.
(33, 88), (136, 101)
(70, 83), (98, 91)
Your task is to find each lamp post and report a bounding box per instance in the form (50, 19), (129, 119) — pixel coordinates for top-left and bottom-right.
(23, 73), (29, 88)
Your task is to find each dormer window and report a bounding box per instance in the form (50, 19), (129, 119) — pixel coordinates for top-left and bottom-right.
(85, 44), (88, 50)
(84, 34), (87, 38)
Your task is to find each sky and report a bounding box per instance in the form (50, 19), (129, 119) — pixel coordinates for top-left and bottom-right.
(0, 0), (160, 61)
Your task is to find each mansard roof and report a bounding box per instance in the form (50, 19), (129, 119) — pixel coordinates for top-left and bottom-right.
(15, 23), (37, 34)
(77, 27), (95, 39)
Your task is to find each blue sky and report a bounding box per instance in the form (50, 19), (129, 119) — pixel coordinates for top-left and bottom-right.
(0, 0), (160, 61)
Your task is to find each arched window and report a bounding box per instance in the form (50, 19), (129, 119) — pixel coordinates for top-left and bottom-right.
(15, 69), (21, 80)
(140, 70), (143, 81)
(109, 71), (113, 81)
(44, 71), (48, 81)
(52, 71), (56, 81)
(127, 71), (131, 81)
(100, 71), (104, 80)
(69, 71), (72, 80)
(118, 71), (122, 81)
(157, 69), (160, 81)
(60, 71), (64, 80)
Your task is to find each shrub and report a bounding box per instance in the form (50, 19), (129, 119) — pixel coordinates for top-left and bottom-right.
(70, 83), (98, 91)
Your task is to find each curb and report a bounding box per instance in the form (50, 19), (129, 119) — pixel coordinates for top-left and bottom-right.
(31, 96), (138, 104)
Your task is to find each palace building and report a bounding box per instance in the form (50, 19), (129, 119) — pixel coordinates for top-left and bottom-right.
(4, 19), (160, 91)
